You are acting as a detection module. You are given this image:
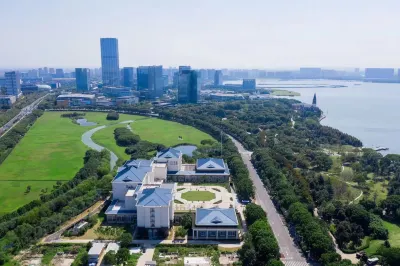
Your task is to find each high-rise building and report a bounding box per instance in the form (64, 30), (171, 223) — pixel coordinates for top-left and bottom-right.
(299, 68), (322, 79)
(137, 66), (163, 99)
(43, 67), (48, 75)
(75, 68), (90, 92)
(28, 69), (38, 78)
(365, 68), (394, 79)
(178, 67), (199, 104)
(49, 68), (55, 74)
(55, 68), (65, 78)
(214, 70), (223, 86)
(122, 67), (134, 87)
(5, 71), (21, 97)
(242, 79), (256, 90)
(100, 38), (120, 86)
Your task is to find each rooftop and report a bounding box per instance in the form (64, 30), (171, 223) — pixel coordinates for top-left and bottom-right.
(195, 207), (238, 227)
(88, 243), (106, 256)
(136, 187), (173, 207)
(196, 158), (226, 171)
(105, 200), (137, 215)
(114, 159), (154, 183)
(57, 93), (95, 99)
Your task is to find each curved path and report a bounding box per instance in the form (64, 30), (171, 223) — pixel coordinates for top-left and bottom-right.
(81, 120), (133, 169)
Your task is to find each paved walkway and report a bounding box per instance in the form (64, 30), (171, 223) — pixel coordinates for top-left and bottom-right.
(137, 245), (155, 266)
(81, 120), (134, 169)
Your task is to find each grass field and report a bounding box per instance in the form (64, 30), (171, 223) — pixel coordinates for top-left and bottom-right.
(270, 89), (301, 96)
(92, 116), (213, 160)
(367, 180), (388, 203)
(365, 220), (400, 255)
(0, 111), (213, 215)
(181, 191), (215, 201)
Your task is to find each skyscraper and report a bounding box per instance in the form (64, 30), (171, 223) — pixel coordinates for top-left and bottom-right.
(122, 67), (134, 87)
(178, 67), (199, 104)
(5, 71), (21, 97)
(242, 79), (256, 90)
(75, 68), (90, 92)
(55, 68), (65, 78)
(100, 38), (120, 86)
(214, 70), (223, 86)
(137, 66), (163, 99)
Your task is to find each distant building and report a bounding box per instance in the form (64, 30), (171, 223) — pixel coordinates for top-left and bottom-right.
(100, 38), (120, 86)
(178, 67), (199, 103)
(56, 94), (96, 107)
(102, 86), (132, 97)
(28, 69), (39, 78)
(137, 66), (163, 99)
(242, 79), (256, 90)
(365, 68), (395, 79)
(292, 93), (319, 111)
(0, 95), (17, 108)
(115, 96), (139, 106)
(21, 84), (51, 94)
(214, 70), (223, 86)
(55, 68), (64, 78)
(49, 68), (55, 74)
(299, 68), (322, 79)
(209, 93), (244, 101)
(5, 71), (21, 98)
(75, 68), (90, 92)
(122, 67), (134, 87)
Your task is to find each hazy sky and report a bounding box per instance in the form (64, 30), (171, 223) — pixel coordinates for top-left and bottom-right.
(1, 0), (400, 69)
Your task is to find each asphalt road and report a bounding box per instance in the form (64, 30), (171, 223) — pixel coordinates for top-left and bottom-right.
(229, 136), (309, 266)
(0, 94), (48, 138)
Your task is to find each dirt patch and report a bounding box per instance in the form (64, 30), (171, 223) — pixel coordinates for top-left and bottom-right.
(51, 254), (76, 266)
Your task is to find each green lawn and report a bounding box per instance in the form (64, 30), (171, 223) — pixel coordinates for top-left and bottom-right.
(92, 116), (213, 160)
(367, 180), (388, 203)
(181, 191), (215, 201)
(365, 220), (400, 255)
(0, 111), (213, 215)
(270, 89), (300, 96)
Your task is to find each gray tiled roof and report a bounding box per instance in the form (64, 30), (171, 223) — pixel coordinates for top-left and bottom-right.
(195, 207), (238, 226)
(156, 147), (181, 159)
(136, 187), (173, 207)
(113, 159), (153, 183)
(196, 158), (226, 171)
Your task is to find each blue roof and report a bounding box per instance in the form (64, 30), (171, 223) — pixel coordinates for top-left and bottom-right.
(195, 207), (238, 227)
(156, 147), (181, 159)
(113, 159), (153, 183)
(136, 187), (173, 207)
(196, 158), (226, 171)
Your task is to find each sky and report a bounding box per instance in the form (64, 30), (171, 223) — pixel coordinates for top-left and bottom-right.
(1, 0), (400, 69)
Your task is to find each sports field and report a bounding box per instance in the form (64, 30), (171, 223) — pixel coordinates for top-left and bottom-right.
(0, 111), (212, 215)
(181, 191), (216, 201)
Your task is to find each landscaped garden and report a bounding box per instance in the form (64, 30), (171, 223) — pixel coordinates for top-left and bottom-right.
(181, 191), (215, 201)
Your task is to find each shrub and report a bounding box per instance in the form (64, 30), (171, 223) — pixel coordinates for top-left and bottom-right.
(107, 111), (119, 120)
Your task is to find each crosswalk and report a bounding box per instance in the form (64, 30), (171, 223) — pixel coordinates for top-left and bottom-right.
(282, 259), (310, 266)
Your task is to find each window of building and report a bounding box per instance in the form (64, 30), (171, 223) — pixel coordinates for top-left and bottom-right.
(208, 231), (217, 237)
(228, 231), (236, 237)
(199, 231), (206, 237)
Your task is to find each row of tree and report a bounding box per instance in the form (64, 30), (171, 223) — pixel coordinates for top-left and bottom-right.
(0, 150), (111, 264)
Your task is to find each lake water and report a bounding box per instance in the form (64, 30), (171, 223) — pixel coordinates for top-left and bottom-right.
(76, 119), (97, 126)
(174, 145), (197, 156)
(253, 79), (400, 154)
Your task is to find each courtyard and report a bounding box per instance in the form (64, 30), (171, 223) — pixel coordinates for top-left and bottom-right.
(174, 184), (234, 211)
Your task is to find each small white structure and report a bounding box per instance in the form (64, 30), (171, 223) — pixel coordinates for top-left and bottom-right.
(88, 242), (106, 266)
(184, 257), (211, 266)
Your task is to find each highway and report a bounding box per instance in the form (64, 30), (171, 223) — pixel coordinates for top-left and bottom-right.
(229, 136), (309, 266)
(0, 94), (48, 138)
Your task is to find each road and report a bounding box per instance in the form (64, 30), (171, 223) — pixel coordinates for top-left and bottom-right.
(0, 94), (48, 138)
(229, 136), (309, 266)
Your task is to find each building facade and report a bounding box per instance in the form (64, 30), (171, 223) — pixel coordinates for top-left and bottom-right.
(137, 66), (163, 99)
(122, 67), (135, 87)
(192, 207), (240, 240)
(56, 94), (96, 107)
(242, 79), (256, 90)
(75, 68), (90, 92)
(100, 38), (120, 86)
(178, 67), (199, 103)
(214, 70), (223, 86)
(55, 68), (65, 78)
(5, 71), (21, 98)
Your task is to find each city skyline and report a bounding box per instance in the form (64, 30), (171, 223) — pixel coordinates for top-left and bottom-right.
(2, 0), (400, 69)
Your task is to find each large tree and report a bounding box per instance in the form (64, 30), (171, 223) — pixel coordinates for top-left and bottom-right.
(244, 203), (266, 226)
